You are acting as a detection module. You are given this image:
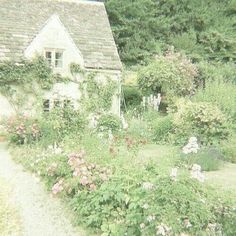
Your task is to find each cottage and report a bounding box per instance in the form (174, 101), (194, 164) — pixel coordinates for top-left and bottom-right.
(0, 0), (122, 118)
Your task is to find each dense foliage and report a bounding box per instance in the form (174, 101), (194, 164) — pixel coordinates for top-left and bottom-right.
(97, 113), (121, 132)
(106, 0), (236, 65)
(5, 108), (86, 145)
(0, 57), (53, 91)
(137, 50), (198, 102)
(172, 99), (229, 145)
(122, 85), (142, 109)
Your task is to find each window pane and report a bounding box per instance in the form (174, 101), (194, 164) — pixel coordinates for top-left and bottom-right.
(45, 51), (52, 59)
(55, 52), (63, 68)
(64, 100), (73, 109)
(55, 52), (62, 60)
(45, 51), (52, 66)
(43, 99), (50, 112)
(53, 100), (61, 109)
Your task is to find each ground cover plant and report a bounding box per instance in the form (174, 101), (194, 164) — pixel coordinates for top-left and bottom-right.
(6, 113), (236, 235)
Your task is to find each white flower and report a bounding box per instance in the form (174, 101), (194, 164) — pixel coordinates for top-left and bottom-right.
(170, 168), (178, 181)
(191, 164), (205, 183)
(142, 203), (149, 209)
(182, 136), (199, 154)
(54, 147), (62, 154)
(156, 223), (171, 236)
(207, 223), (217, 232)
(183, 218), (192, 228)
(142, 182), (155, 190)
(140, 223), (145, 229)
(108, 130), (114, 142)
(147, 215), (156, 222)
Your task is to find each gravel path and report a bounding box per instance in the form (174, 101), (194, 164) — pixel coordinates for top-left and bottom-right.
(0, 142), (86, 236)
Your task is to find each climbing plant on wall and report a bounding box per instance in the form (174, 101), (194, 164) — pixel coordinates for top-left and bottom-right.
(70, 63), (118, 113)
(0, 56), (69, 113)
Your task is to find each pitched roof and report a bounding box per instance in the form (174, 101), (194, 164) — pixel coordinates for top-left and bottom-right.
(0, 0), (122, 70)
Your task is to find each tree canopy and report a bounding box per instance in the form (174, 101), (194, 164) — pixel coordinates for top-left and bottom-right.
(105, 0), (236, 65)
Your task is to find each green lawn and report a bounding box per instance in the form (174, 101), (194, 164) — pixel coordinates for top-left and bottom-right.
(205, 163), (236, 198)
(0, 178), (22, 236)
(138, 144), (236, 197)
(138, 144), (180, 173)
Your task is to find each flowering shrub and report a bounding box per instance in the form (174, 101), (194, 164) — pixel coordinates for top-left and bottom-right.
(38, 107), (86, 145)
(151, 115), (173, 143)
(66, 151), (112, 192)
(182, 136), (199, 154)
(172, 99), (229, 145)
(137, 49), (198, 106)
(97, 113), (121, 132)
(6, 116), (40, 144)
(72, 172), (235, 235)
(29, 149), (112, 197)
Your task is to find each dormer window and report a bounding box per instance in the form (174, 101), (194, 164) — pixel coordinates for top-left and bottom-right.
(45, 49), (63, 68)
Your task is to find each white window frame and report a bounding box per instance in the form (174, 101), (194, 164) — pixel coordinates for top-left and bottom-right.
(44, 49), (64, 68)
(42, 98), (74, 112)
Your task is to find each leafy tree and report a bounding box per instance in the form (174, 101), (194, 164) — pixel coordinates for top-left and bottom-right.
(137, 49), (198, 98)
(106, 0), (236, 65)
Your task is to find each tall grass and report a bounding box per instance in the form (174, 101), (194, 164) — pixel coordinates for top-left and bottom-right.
(193, 79), (236, 119)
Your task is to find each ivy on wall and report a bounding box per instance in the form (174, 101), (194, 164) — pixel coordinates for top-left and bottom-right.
(70, 63), (118, 113)
(0, 59), (118, 114)
(0, 56), (53, 90)
(0, 56), (70, 113)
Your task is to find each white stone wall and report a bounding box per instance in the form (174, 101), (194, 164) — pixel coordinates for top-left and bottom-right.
(0, 94), (15, 119)
(43, 69), (121, 115)
(24, 14), (84, 77)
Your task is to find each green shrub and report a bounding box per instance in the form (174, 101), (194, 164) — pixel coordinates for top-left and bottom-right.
(72, 172), (235, 235)
(151, 115), (173, 143)
(5, 115), (40, 145)
(97, 114), (121, 132)
(197, 61), (236, 85)
(127, 118), (152, 140)
(5, 108), (86, 145)
(137, 50), (198, 101)
(172, 99), (229, 145)
(220, 133), (236, 163)
(178, 147), (224, 171)
(39, 108), (86, 145)
(193, 79), (236, 120)
(122, 85), (142, 109)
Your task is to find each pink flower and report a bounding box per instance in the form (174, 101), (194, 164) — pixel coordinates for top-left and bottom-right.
(80, 176), (89, 186)
(52, 180), (64, 195)
(89, 183), (97, 191)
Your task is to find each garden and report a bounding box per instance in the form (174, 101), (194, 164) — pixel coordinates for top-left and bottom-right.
(1, 0), (236, 235)
(0, 48), (235, 236)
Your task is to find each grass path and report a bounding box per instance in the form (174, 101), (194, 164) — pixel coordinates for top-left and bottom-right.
(0, 142), (87, 236)
(139, 144), (236, 195)
(205, 162), (236, 197)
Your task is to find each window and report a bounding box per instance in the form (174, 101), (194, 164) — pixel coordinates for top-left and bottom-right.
(53, 100), (61, 108)
(43, 99), (50, 112)
(44, 49), (63, 68)
(55, 52), (63, 68)
(43, 99), (74, 112)
(45, 52), (52, 66)
(64, 99), (72, 109)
